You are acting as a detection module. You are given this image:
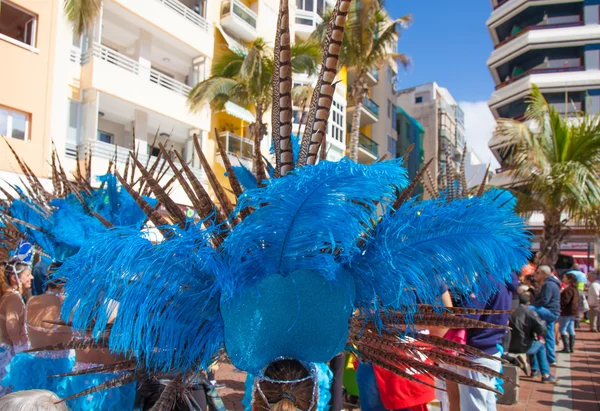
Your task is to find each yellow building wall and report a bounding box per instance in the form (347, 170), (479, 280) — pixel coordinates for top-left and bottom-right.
(0, 0), (60, 178)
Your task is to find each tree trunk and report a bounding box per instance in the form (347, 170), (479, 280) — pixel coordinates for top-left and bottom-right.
(536, 210), (568, 266)
(349, 80), (367, 163)
(349, 99), (363, 162)
(251, 105), (268, 186)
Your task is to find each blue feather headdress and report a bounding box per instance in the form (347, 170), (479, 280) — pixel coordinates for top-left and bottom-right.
(20, 0), (533, 403)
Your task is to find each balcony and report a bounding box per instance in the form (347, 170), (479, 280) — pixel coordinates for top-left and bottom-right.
(359, 133), (379, 157)
(220, 0), (258, 43)
(347, 67), (379, 88)
(348, 97), (379, 127)
(495, 64), (583, 90)
(80, 43), (209, 130)
(295, 9), (324, 40)
(106, 0), (213, 58)
(65, 139), (206, 206)
(495, 19), (583, 49)
(218, 131), (254, 166)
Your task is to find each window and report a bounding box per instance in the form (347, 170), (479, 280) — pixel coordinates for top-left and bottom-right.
(0, 106), (30, 141)
(148, 145), (160, 157)
(387, 135), (397, 157)
(387, 100), (392, 118)
(0, 1), (37, 49)
(97, 131), (114, 144)
(296, 0), (314, 11)
(415, 96), (424, 104)
(328, 98), (346, 144)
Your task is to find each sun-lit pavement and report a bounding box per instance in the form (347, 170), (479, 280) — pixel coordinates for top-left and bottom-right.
(216, 329), (600, 411)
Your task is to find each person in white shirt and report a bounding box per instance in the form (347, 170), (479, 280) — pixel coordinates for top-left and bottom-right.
(587, 272), (600, 332)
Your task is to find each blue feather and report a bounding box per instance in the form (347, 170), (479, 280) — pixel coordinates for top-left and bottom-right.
(87, 174), (156, 228)
(353, 188), (532, 331)
(58, 223), (226, 373)
(229, 166), (258, 191)
(220, 158), (408, 301)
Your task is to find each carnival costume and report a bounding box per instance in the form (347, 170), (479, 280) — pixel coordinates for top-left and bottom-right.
(8, 2), (532, 410)
(0, 144), (161, 407)
(1, 1), (531, 408)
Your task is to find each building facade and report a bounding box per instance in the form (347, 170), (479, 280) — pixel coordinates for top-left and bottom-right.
(0, 0), (350, 205)
(486, 0), (600, 170)
(396, 82), (465, 192)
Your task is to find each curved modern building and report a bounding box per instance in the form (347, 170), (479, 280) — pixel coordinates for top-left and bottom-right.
(486, 0), (600, 170)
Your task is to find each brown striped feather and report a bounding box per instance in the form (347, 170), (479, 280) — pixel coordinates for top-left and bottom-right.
(50, 360), (136, 378)
(191, 134), (236, 221)
(392, 158), (434, 210)
(476, 164), (491, 196)
(297, 0), (351, 166)
(149, 374), (183, 411)
(115, 170), (171, 232)
(59, 372), (136, 404)
(272, 0), (294, 177)
(130, 154), (186, 227)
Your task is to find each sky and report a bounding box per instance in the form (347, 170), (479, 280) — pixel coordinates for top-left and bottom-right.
(387, 0), (500, 168)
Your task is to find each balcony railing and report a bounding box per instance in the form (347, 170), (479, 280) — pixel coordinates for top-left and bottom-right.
(221, 0), (258, 29)
(359, 133), (379, 156)
(82, 44), (192, 97)
(362, 97), (380, 118)
(218, 131), (254, 161)
(495, 64), (584, 90)
(370, 68), (380, 80)
(495, 20), (584, 49)
(154, 0), (211, 32)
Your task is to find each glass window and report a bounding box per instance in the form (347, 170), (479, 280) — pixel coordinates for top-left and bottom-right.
(242, 140), (253, 159)
(0, 2), (37, 47)
(317, 0), (324, 15)
(387, 135), (397, 156)
(415, 96), (424, 104)
(229, 135), (241, 155)
(97, 131), (114, 144)
(387, 100), (392, 118)
(305, 0), (314, 12)
(0, 106), (29, 140)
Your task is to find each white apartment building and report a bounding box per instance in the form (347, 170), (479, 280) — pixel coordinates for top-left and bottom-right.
(396, 82), (465, 190)
(486, 0), (600, 172)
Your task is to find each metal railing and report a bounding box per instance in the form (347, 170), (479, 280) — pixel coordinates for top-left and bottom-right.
(150, 68), (192, 96)
(362, 97), (380, 118)
(495, 20), (583, 49)
(218, 131), (254, 161)
(221, 0), (258, 29)
(82, 43), (192, 97)
(82, 44), (139, 74)
(369, 68), (380, 81)
(154, 0), (211, 32)
(359, 133), (379, 156)
(495, 65), (584, 90)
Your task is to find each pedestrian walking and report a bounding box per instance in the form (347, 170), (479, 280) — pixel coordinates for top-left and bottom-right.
(587, 271), (600, 332)
(528, 266), (561, 365)
(559, 273), (579, 353)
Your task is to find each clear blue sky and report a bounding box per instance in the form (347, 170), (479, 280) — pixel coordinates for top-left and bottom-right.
(387, 0), (495, 103)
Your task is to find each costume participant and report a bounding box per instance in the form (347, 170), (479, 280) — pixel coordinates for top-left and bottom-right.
(2, 263), (74, 396)
(30, 1), (531, 408)
(0, 244), (33, 396)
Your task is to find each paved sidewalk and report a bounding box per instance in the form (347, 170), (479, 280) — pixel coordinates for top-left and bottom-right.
(216, 329), (600, 411)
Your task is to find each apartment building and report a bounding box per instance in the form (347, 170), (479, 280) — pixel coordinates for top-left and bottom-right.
(0, 0), (61, 182)
(486, 0), (600, 173)
(396, 82), (465, 191)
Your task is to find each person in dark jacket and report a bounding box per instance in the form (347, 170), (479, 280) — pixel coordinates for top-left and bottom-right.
(457, 272), (518, 410)
(529, 265), (561, 365)
(509, 293), (559, 383)
(558, 273), (579, 354)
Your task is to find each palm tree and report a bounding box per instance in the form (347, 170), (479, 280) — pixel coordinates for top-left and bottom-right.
(64, 0), (102, 35)
(188, 38), (320, 182)
(312, 0), (411, 162)
(495, 85), (600, 265)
